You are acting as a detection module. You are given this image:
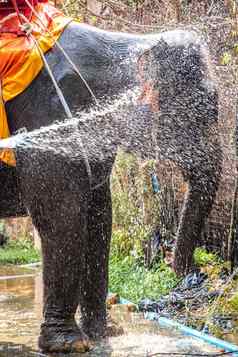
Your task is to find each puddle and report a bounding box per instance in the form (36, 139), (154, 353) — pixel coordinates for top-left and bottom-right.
(0, 265), (39, 277)
(0, 266), (220, 356)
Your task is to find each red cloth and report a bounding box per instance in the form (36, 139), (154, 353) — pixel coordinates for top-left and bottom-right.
(0, 0), (48, 19)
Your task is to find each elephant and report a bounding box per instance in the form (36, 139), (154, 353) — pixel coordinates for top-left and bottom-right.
(0, 21), (221, 353)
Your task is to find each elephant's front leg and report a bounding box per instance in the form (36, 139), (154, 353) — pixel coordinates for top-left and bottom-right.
(173, 171), (219, 276)
(34, 194), (91, 353)
(80, 178), (112, 338)
(19, 159), (91, 353)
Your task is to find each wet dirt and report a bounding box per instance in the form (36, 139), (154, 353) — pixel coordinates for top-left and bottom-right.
(0, 265), (220, 356)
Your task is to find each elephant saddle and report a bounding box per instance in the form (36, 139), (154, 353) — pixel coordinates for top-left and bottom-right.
(0, 2), (72, 166)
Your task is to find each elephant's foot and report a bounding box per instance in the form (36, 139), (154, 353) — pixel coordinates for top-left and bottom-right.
(39, 319), (91, 353)
(82, 317), (106, 340)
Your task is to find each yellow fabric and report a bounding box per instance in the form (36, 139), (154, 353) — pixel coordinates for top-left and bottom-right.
(0, 3), (72, 166)
(0, 83), (14, 164)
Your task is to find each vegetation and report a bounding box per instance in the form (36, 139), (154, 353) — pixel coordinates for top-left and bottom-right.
(194, 247), (219, 267)
(109, 254), (178, 303)
(0, 238), (40, 265)
(173, 248), (238, 341)
(108, 150), (178, 302)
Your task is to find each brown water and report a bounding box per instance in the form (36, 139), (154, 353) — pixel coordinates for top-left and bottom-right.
(0, 266), (220, 356)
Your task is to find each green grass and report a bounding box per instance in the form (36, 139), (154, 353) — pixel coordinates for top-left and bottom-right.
(0, 239), (41, 265)
(109, 247), (223, 304)
(194, 247), (219, 267)
(109, 255), (179, 304)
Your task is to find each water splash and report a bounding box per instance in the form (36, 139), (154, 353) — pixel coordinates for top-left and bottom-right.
(0, 269), (219, 356)
(0, 87), (154, 161)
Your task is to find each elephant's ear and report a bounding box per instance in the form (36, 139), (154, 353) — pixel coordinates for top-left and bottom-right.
(137, 40), (168, 82)
(149, 38), (169, 59)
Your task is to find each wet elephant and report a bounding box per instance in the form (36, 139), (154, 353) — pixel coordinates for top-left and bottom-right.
(0, 22), (221, 353)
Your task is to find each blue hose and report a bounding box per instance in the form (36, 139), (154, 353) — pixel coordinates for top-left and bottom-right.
(118, 298), (238, 356)
(146, 313), (238, 356)
(119, 297), (133, 305)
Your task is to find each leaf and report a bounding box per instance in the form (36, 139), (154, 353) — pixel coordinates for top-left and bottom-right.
(91, 16), (97, 24)
(231, 30), (238, 38)
(220, 52), (232, 65)
(234, 43), (238, 55)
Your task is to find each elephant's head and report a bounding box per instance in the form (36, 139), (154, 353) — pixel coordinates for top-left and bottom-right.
(120, 36), (209, 162)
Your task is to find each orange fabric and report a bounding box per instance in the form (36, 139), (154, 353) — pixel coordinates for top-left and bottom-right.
(0, 3), (72, 166)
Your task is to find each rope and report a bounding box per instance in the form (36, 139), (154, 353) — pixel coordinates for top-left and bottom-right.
(18, 13), (93, 190)
(23, 0), (99, 106)
(10, 0), (34, 25)
(10, 0), (23, 24)
(1, 2), (109, 190)
(31, 38), (93, 188)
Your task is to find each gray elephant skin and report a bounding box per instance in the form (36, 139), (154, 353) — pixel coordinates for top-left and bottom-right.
(0, 22), (221, 353)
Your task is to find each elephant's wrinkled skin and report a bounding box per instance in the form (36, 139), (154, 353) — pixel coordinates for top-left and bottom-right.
(0, 22), (221, 353)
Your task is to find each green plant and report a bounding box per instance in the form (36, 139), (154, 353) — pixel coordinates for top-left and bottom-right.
(111, 152), (161, 261)
(194, 247), (219, 267)
(0, 220), (6, 235)
(0, 238), (41, 265)
(228, 292), (238, 312)
(109, 254), (178, 303)
(111, 226), (151, 259)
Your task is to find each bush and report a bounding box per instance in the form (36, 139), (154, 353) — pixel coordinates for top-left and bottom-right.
(111, 152), (160, 261)
(0, 238), (41, 265)
(194, 247), (219, 267)
(109, 254), (178, 303)
(109, 152), (178, 303)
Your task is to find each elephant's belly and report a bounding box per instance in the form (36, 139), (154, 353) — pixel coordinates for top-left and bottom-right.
(0, 164), (27, 218)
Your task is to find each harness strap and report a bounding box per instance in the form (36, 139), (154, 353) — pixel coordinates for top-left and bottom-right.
(24, 0), (99, 106)
(0, 0), (34, 34)
(10, 0), (23, 23)
(19, 13), (93, 189)
(0, 2), (95, 189)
